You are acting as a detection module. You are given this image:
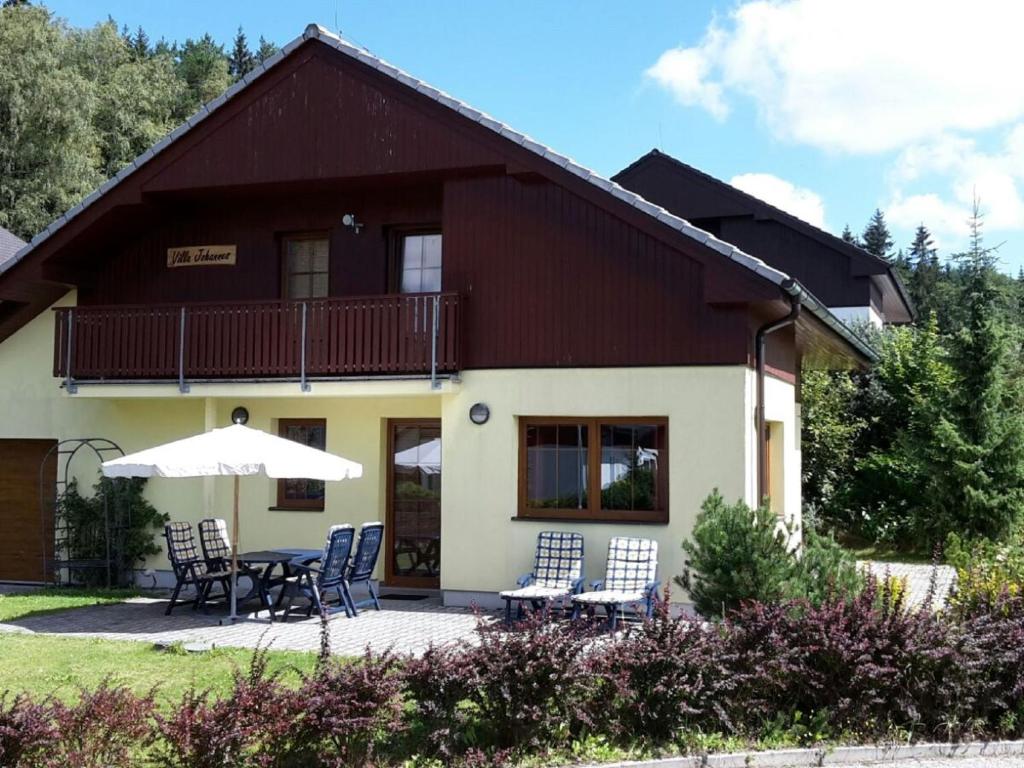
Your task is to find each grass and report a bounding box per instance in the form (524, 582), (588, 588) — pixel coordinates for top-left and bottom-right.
(846, 544), (934, 564)
(0, 634), (316, 705)
(0, 587), (143, 622)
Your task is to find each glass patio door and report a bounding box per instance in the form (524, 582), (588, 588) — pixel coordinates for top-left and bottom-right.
(386, 420), (441, 588)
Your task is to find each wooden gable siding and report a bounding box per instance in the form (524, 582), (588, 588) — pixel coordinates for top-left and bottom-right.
(443, 175), (750, 368)
(615, 155), (878, 309)
(141, 47), (506, 194)
(719, 218), (871, 309)
(78, 187), (440, 306)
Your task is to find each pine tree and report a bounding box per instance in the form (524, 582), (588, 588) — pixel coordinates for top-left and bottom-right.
(130, 26), (149, 59)
(861, 208), (894, 262)
(908, 224), (940, 320)
(228, 26), (254, 79)
(923, 199), (1024, 541)
(841, 224), (859, 246)
(256, 35), (279, 64)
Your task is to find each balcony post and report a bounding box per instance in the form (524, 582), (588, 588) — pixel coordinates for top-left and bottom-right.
(430, 294), (441, 390)
(64, 309), (77, 394)
(177, 307), (190, 393)
(300, 301), (310, 392)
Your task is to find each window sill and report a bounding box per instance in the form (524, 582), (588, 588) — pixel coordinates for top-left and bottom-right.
(511, 515), (669, 526)
(268, 506), (324, 513)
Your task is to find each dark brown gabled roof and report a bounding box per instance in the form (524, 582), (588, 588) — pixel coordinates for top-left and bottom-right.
(0, 25), (877, 363)
(614, 149), (916, 323)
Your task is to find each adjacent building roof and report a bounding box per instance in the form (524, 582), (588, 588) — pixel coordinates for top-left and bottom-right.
(0, 226), (24, 269)
(614, 149), (915, 323)
(0, 23), (877, 363)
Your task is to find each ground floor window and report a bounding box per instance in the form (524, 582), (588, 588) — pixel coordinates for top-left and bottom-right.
(518, 417), (668, 523)
(276, 418), (327, 510)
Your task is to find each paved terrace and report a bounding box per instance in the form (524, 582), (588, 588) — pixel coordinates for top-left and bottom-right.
(0, 591), (493, 657)
(0, 561), (956, 657)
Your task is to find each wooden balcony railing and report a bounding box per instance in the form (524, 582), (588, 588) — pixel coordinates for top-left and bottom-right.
(53, 293), (460, 391)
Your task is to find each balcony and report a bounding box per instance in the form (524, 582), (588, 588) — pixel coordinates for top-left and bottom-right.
(53, 293), (460, 391)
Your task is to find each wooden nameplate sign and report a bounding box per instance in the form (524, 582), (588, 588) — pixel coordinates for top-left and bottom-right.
(167, 245), (237, 268)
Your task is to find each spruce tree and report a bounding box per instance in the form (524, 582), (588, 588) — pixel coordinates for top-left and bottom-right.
(256, 35), (279, 64)
(861, 208), (894, 262)
(130, 26), (149, 59)
(908, 224), (940, 320)
(924, 200), (1024, 541)
(229, 26), (255, 79)
(841, 224), (859, 246)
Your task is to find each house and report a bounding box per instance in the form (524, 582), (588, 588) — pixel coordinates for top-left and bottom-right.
(0, 25), (875, 604)
(613, 150), (915, 328)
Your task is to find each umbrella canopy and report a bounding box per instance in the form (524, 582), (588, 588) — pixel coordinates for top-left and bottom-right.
(102, 423), (362, 480)
(102, 423), (362, 622)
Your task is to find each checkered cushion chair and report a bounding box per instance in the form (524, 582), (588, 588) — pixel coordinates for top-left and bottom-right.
(197, 518), (266, 612)
(572, 537), (660, 630)
(499, 531), (585, 625)
(164, 522), (233, 615)
(280, 525), (356, 622)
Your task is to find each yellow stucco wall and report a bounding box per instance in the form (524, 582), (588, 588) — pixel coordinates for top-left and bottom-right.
(1, 296), (800, 600)
(439, 366), (796, 598)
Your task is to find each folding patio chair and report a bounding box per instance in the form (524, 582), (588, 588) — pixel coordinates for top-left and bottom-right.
(197, 518), (268, 616)
(345, 522), (384, 615)
(499, 531), (585, 626)
(280, 524), (356, 621)
(571, 537), (660, 630)
(163, 522), (233, 615)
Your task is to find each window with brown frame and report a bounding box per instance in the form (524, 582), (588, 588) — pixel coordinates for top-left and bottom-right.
(282, 234), (329, 300)
(518, 417), (668, 523)
(275, 418), (327, 510)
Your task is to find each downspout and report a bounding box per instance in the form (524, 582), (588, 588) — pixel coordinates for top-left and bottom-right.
(755, 278), (802, 504)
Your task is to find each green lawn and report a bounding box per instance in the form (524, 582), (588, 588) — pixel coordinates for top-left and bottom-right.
(0, 588), (317, 704)
(0, 633), (316, 704)
(0, 587), (143, 622)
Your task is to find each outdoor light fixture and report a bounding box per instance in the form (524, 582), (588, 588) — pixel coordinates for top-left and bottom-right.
(341, 213), (364, 234)
(469, 402), (490, 425)
(231, 406), (249, 425)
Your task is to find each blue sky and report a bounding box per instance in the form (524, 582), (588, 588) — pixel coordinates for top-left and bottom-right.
(42, 1), (1024, 273)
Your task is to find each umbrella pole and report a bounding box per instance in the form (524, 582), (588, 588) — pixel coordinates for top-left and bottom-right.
(230, 475), (239, 621)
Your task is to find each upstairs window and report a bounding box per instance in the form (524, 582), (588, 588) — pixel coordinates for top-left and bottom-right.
(518, 417), (668, 523)
(283, 235), (329, 300)
(398, 233), (442, 293)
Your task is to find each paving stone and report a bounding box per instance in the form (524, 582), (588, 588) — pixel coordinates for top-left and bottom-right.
(858, 561), (957, 610)
(0, 594), (495, 656)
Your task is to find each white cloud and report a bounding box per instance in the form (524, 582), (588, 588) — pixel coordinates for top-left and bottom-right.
(646, 0), (1024, 154)
(885, 127), (1024, 239)
(730, 172), (826, 228)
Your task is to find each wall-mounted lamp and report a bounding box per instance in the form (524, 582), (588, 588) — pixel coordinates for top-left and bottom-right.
(469, 402), (490, 425)
(341, 213), (364, 234)
(231, 406), (249, 425)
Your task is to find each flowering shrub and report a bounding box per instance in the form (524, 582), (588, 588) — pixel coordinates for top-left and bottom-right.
(6, 591), (1024, 765)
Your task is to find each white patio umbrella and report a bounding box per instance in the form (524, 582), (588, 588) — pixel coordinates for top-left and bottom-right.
(101, 423), (362, 621)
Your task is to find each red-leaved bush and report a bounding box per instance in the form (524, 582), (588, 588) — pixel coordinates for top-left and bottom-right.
(47, 681), (155, 768)
(0, 693), (58, 768)
(6, 586), (1024, 765)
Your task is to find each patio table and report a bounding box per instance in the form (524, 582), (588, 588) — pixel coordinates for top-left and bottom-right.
(236, 549), (321, 620)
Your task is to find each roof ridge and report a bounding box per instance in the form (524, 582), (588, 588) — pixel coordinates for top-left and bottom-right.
(0, 22), (876, 361)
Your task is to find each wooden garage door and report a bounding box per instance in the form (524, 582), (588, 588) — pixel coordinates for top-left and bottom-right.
(0, 439), (56, 582)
